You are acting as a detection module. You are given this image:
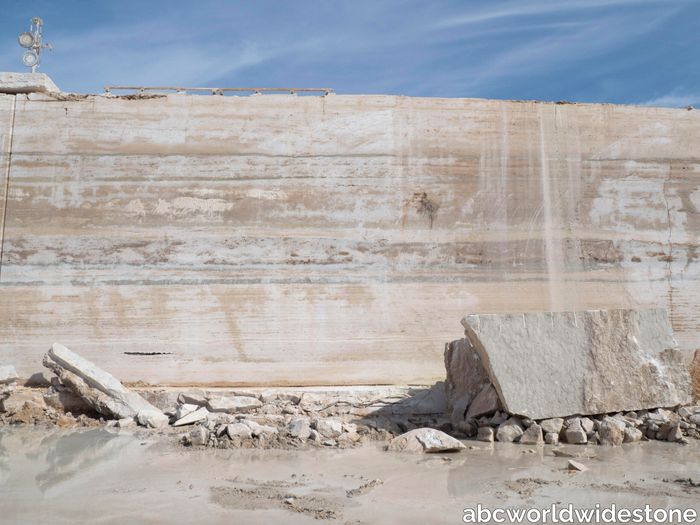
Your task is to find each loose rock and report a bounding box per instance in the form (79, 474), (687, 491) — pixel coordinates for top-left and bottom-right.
(206, 396), (262, 414)
(496, 417), (524, 443)
(519, 423), (544, 445)
(387, 428), (465, 453)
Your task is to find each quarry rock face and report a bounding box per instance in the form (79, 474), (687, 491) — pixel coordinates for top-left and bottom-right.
(2, 90), (700, 386)
(462, 309), (691, 420)
(42, 343), (165, 420)
(691, 349), (700, 403)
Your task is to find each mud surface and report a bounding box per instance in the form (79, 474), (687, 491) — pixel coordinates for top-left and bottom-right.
(0, 427), (698, 524)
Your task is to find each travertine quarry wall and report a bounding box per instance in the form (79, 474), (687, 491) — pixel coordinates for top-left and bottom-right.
(0, 92), (698, 386)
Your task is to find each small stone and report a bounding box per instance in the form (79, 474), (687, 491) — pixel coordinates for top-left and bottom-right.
(260, 391), (302, 404)
(567, 460), (589, 472)
(206, 396), (262, 414)
(580, 417), (595, 433)
(288, 417), (311, 439)
(540, 418), (564, 434)
(564, 421), (588, 444)
(315, 418), (344, 438)
(519, 423), (544, 445)
(623, 427), (643, 443)
(666, 423), (683, 442)
(117, 417), (136, 428)
(322, 439), (337, 447)
(308, 429), (321, 441)
(136, 410), (169, 429)
(241, 419), (278, 437)
(544, 432), (559, 445)
(226, 423), (253, 439)
(598, 417), (625, 446)
(490, 411), (508, 426)
(177, 389), (208, 406)
(386, 428), (466, 453)
(173, 407), (209, 426)
(476, 426), (494, 442)
(496, 417), (524, 443)
(188, 425), (209, 446)
(689, 414), (700, 426)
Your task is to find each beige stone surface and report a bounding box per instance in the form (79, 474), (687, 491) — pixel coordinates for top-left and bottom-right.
(463, 309), (692, 419)
(691, 349), (700, 402)
(1, 92), (700, 386)
(0, 73), (59, 94)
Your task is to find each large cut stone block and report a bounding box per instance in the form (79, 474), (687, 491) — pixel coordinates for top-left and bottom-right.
(462, 309), (691, 420)
(691, 349), (700, 403)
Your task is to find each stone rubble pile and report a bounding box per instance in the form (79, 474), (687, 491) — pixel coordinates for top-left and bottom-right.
(0, 323), (698, 454)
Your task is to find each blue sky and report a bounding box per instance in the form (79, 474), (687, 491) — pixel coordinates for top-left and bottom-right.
(1, 0), (698, 106)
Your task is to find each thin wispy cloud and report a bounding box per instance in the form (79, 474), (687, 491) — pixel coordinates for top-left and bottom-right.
(0, 0), (697, 105)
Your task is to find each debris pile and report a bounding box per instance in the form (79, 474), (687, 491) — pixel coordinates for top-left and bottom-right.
(446, 308), (697, 446)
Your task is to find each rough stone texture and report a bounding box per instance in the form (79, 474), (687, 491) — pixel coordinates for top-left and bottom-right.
(540, 418), (564, 435)
(0, 365), (18, 384)
(519, 423), (544, 445)
(173, 407), (209, 426)
(598, 417), (626, 446)
(691, 349), (700, 403)
(136, 409), (169, 429)
(206, 396), (262, 414)
(465, 384), (500, 419)
(42, 342), (165, 420)
(496, 417), (524, 443)
(288, 417), (311, 439)
(624, 427), (643, 443)
(463, 309), (691, 419)
(544, 432), (559, 445)
(314, 418), (343, 438)
(564, 421), (588, 444)
(444, 338), (491, 413)
(0, 72), (59, 94)
(2, 94), (700, 386)
(476, 426), (494, 442)
(567, 460), (589, 472)
(386, 428), (465, 453)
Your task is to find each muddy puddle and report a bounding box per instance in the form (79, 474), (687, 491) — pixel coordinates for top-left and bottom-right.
(1, 427), (698, 524)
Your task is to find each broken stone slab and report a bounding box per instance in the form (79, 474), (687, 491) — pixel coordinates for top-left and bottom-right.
(241, 419), (278, 437)
(177, 389), (208, 406)
(462, 309), (691, 420)
(567, 460), (589, 472)
(206, 395), (262, 414)
(444, 338), (492, 415)
(564, 420), (588, 445)
(623, 427), (643, 443)
(42, 343), (165, 421)
(0, 72), (60, 94)
(386, 428), (466, 453)
(465, 384), (500, 419)
(173, 407), (209, 426)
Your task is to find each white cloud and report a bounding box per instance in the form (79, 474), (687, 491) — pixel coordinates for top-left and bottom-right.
(641, 90), (700, 107)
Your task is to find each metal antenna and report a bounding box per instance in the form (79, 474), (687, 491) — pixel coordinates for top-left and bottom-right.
(17, 17), (53, 73)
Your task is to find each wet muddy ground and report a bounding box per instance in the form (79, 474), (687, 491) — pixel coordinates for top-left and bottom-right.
(1, 427), (698, 524)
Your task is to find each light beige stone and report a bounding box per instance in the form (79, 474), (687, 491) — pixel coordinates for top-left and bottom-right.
(465, 384), (500, 419)
(519, 423), (544, 445)
(462, 309), (691, 419)
(42, 343), (165, 421)
(386, 428), (465, 453)
(0, 72), (59, 94)
(691, 349), (700, 403)
(2, 94), (700, 386)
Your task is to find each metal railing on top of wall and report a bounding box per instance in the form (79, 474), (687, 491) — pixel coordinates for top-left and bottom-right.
(104, 86), (334, 96)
